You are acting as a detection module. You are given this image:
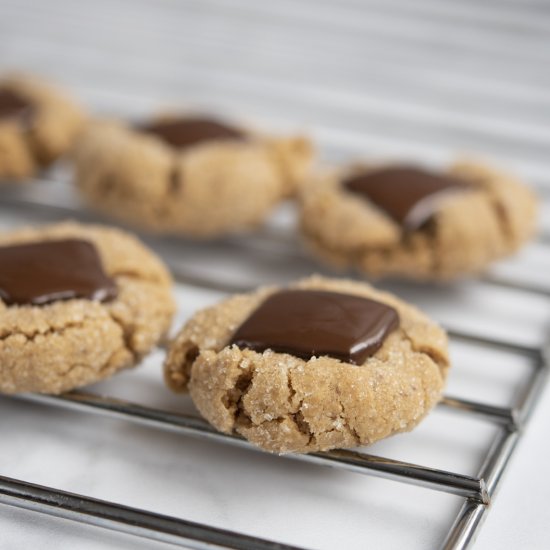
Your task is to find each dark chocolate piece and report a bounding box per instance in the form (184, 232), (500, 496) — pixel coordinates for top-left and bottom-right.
(0, 88), (33, 122)
(138, 117), (244, 149)
(0, 239), (117, 306)
(229, 289), (399, 365)
(344, 166), (468, 231)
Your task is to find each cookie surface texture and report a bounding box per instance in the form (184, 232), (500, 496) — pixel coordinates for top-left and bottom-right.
(0, 74), (85, 181)
(0, 221), (175, 394)
(73, 116), (313, 237)
(299, 161), (537, 279)
(164, 276), (449, 453)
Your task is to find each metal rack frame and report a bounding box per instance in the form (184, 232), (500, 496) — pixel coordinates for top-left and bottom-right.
(0, 186), (549, 550)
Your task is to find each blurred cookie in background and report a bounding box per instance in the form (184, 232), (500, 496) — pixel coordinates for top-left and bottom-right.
(299, 160), (537, 280)
(0, 74), (86, 182)
(73, 114), (313, 238)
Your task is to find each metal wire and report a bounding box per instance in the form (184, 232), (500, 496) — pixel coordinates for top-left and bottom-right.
(12, 391), (490, 502)
(0, 474), (301, 550)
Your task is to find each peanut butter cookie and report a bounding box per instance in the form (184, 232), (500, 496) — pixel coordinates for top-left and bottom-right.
(73, 116), (313, 237)
(165, 276), (449, 454)
(299, 161), (537, 280)
(0, 221), (175, 394)
(0, 74), (85, 181)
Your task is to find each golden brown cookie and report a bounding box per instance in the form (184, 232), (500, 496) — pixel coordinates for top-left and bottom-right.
(164, 276), (449, 454)
(0, 221), (175, 394)
(0, 74), (86, 181)
(299, 161), (537, 280)
(73, 115), (314, 238)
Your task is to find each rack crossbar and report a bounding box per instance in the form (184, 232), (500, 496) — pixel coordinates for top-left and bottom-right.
(14, 391), (489, 503)
(438, 396), (518, 428)
(0, 474), (300, 550)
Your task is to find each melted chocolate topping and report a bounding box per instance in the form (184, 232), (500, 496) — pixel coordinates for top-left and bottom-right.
(0, 88), (33, 122)
(0, 239), (118, 306)
(138, 117), (244, 149)
(229, 289), (399, 365)
(344, 166), (468, 231)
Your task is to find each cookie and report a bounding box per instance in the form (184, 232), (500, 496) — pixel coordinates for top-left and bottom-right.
(164, 275), (449, 454)
(0, 221), (175, 394)
(0, 74), (85, 181)
(73, 115), (314, 237)
(299, 161), (537, 280)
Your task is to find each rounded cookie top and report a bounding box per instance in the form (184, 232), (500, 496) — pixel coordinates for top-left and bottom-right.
(299, 160), (537, 280)
(0, 221), (175, 394)
(73, 114), (314, 238)
(0, 74), (86, 181)
(164, 275), (449, 454)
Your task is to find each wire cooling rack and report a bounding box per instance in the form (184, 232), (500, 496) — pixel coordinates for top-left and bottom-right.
(1, 0), (550, 548)
(0, 179), (549, 550)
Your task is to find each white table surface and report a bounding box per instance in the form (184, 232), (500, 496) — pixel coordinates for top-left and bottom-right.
(1, 1), (550, 548)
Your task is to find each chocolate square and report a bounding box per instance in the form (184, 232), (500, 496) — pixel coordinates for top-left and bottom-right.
(138, 117), (244, 149)
(344, 166), (468, 231)
(0, 239), (117, 306)
(229, 289), (399, 365)
(0, 88), (32, 121)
